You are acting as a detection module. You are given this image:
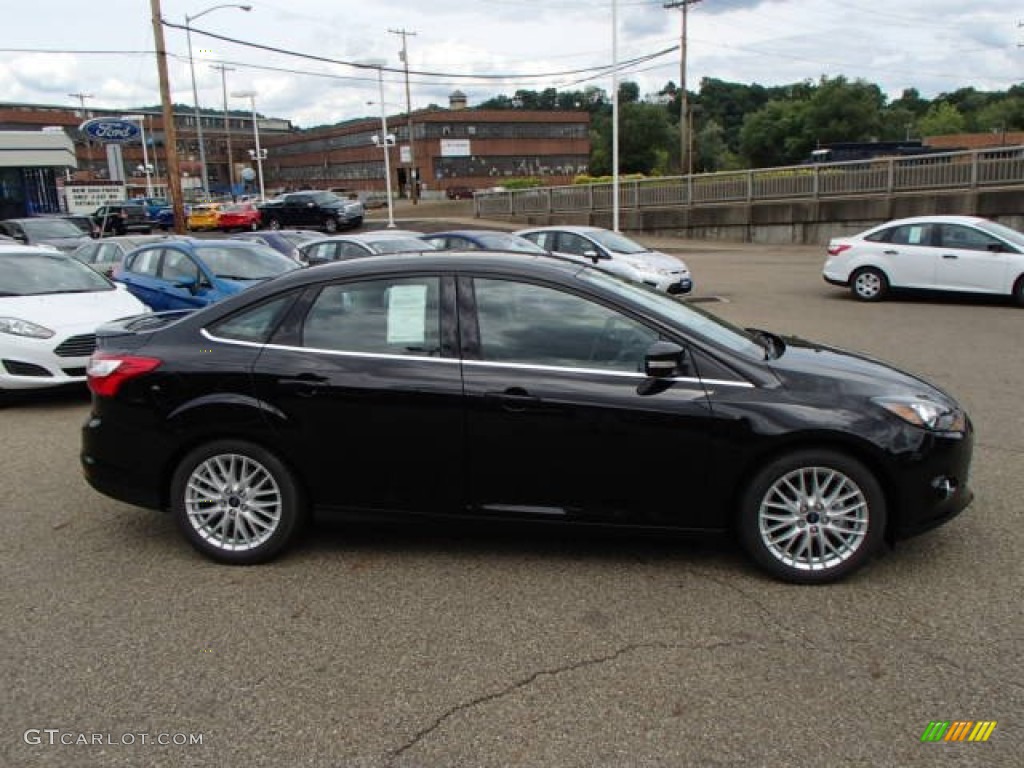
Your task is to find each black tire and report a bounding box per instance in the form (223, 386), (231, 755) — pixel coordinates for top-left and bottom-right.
(850, 267), (888, 302)
(324, 217), (339, 234)
(170, 440), (306, 565)
(737, 450), (886, 584)
(1012, 275), (1024, 307)
(267, 218), (282, 231)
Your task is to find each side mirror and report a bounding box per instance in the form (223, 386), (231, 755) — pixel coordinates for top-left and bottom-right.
(644, 341), (685, 378)
(306, 255), (329, 266)
(582, 248), (605, 263)
(174, 276), (199, 294)
(13, 233), (28, 243)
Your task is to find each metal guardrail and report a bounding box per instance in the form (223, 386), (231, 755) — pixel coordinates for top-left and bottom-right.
(475, 146), (1024, 218)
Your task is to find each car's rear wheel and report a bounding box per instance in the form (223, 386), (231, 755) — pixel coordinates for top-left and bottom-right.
(170, 440), (305, 564)
(737, 450), (886, 583)
(850, 267), (888, 301)
(324, 217), (339, 234)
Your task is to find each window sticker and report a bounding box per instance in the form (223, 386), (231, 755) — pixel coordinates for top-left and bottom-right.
(907, 226), (925, 245)
(386, 284), (428, 344)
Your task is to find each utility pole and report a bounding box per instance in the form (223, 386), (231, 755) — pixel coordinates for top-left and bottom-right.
(389, 27), (419, 204)
(150, 0), (186, 234)
(664, 0), (703, 177)
(69, 92), (94, 173)
(212, 64), (237, 199)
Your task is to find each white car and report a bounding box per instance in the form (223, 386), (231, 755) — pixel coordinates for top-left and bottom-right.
(515, 225), (693, 295)
(823, 215), (1024, 304)
(0, 246), (150, 392)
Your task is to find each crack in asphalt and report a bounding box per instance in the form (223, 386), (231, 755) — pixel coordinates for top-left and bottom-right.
(387, 638), (755, 765)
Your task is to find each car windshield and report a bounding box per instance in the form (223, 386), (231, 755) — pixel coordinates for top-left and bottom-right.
(585, 229), (650, 255)
(365, 238), (430, 254)
(20, 219), (86, 238)
(579, 268), (764, 358)
(0, 252), (113, 296)
(975, 219), (1024, 249)
(196, 244), (301, 280)
(473, 233), (548, 253)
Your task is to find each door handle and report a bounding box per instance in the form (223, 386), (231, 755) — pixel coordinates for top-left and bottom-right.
(279, 373), (328, 397)
(485, 387), (540, 413)
(942, 253), (958, 259)
(883, 249), (899, 255)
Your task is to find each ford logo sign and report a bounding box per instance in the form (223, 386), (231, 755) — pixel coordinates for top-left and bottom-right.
(79, 118), (141, 143)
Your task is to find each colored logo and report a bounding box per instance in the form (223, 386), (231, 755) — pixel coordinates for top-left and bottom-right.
(920, 721), (997, 742)
(79, 118), (141, 143)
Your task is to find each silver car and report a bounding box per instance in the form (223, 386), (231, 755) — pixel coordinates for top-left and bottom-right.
(515, 225), (693, 295)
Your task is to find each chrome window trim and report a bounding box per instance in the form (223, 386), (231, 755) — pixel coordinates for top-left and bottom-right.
(200, 329), (754, 387)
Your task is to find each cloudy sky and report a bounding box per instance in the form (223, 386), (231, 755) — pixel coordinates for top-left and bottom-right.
(1, 0), (1019, 128)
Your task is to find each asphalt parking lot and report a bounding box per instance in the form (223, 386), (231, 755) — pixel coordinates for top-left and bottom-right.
(2, 228), (1021, 767)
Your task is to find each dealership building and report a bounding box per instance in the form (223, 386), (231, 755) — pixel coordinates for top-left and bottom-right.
(0, 94), (590, 214)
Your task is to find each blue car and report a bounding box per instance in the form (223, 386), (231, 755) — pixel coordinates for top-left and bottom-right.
(114, 237), (301, 311)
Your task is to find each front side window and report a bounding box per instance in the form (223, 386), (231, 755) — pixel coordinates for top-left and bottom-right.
(938, 224), (1003, 252)
(301, 277), (441, 357)
(161, 250), (201, 283)
(472, 278), (658, 372)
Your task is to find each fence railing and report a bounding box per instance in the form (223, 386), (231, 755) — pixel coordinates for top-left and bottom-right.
(474, 146), (1024, 218)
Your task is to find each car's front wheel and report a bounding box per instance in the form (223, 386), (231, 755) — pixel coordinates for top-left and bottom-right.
(850, 267), (888, 301)
(324, 217), (339, 234)
(267, 218), (281, 230)
(737, 450), (886, 584)
(170, 440), (305, 564)
(1012, 274), (1024, 307)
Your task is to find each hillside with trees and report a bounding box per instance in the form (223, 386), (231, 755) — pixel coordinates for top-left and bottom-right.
(478, 78), (1024, 174)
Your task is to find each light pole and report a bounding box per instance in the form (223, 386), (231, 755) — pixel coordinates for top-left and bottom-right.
(231, 90), (265, 201)
(369, 65), (397, 229)
(185, 3), (251, 199)
(122, 114), (154, 197)
(213, 63), (236, 198)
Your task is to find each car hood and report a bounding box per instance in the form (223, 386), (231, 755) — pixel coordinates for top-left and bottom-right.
(615, 249), (688, 272)
(0, 288), (149, 329)
(37, 236), (91, 252)
(765, 335), (957, 406)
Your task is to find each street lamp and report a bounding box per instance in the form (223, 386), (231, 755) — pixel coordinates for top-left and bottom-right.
(366, 63), (396, 229)
(231, 90), (265, 201)
(121, 114), (154, 197)
(185, 4), (252, 199)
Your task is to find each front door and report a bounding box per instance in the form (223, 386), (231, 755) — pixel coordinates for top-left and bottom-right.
(933, 223), (1013, 294)
(459, 275), (717, 529)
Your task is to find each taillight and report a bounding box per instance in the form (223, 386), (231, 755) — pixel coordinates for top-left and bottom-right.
(827, 243), (852, 256)
(87, 354), (161, 397)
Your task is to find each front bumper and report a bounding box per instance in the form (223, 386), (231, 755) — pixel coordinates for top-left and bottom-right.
(0, 333), (94, 390)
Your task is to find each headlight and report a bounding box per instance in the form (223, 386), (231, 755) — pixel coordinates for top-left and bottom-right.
(874, 396), (966, 432)
(0, 317), (55, 339)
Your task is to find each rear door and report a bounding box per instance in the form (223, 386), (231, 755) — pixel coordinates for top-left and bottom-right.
(250, 272), (464, 515)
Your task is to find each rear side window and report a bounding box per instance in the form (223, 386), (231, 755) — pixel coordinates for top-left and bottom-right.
(209, 294), (296, 343)
(125, 248), (161, 275)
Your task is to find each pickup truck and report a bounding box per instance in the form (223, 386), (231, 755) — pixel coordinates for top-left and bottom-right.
(256, 191), (364, 233)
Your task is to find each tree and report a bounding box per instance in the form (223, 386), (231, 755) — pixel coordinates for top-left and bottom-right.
(917, 102), (967, 137)
(801, 76), (885, 146)
(618, 81), (640, 104)
(739, 100), (809, 167)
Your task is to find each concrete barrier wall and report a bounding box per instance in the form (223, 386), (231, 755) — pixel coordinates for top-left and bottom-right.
(511, 188), (1024, 245)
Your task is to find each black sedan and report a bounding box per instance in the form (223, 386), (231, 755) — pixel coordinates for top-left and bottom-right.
(81, 252), (973, 583)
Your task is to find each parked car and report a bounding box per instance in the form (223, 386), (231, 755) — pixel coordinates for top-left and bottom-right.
(823, 215), (1024, 304)
(113, 238), (301, 311)
(420, 230), (549, 254)
(216, 202), (261, 232)
(82, 251), (974, 583)
(516, 226), (693, 295)
(257, 190), (364, 233)
(229, 230), (325, 261)
(186, 203), (222, 231)
(446, 186), (474, 200)
(299, 232), (433, 265)
(131, 197), (169, 220)
(0, 217), (92, 253)
(91, 203), (152, 236)
(39, 213), (99, 238)
(0, 245), (148, 393)
(71, 234), (183, 278)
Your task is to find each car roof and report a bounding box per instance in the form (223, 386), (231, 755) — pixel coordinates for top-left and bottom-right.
(516, 225), (603, 235)
(422, 229), (519, 238)
(0, 243), (71, 256)
(869, 215), (989, 228)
